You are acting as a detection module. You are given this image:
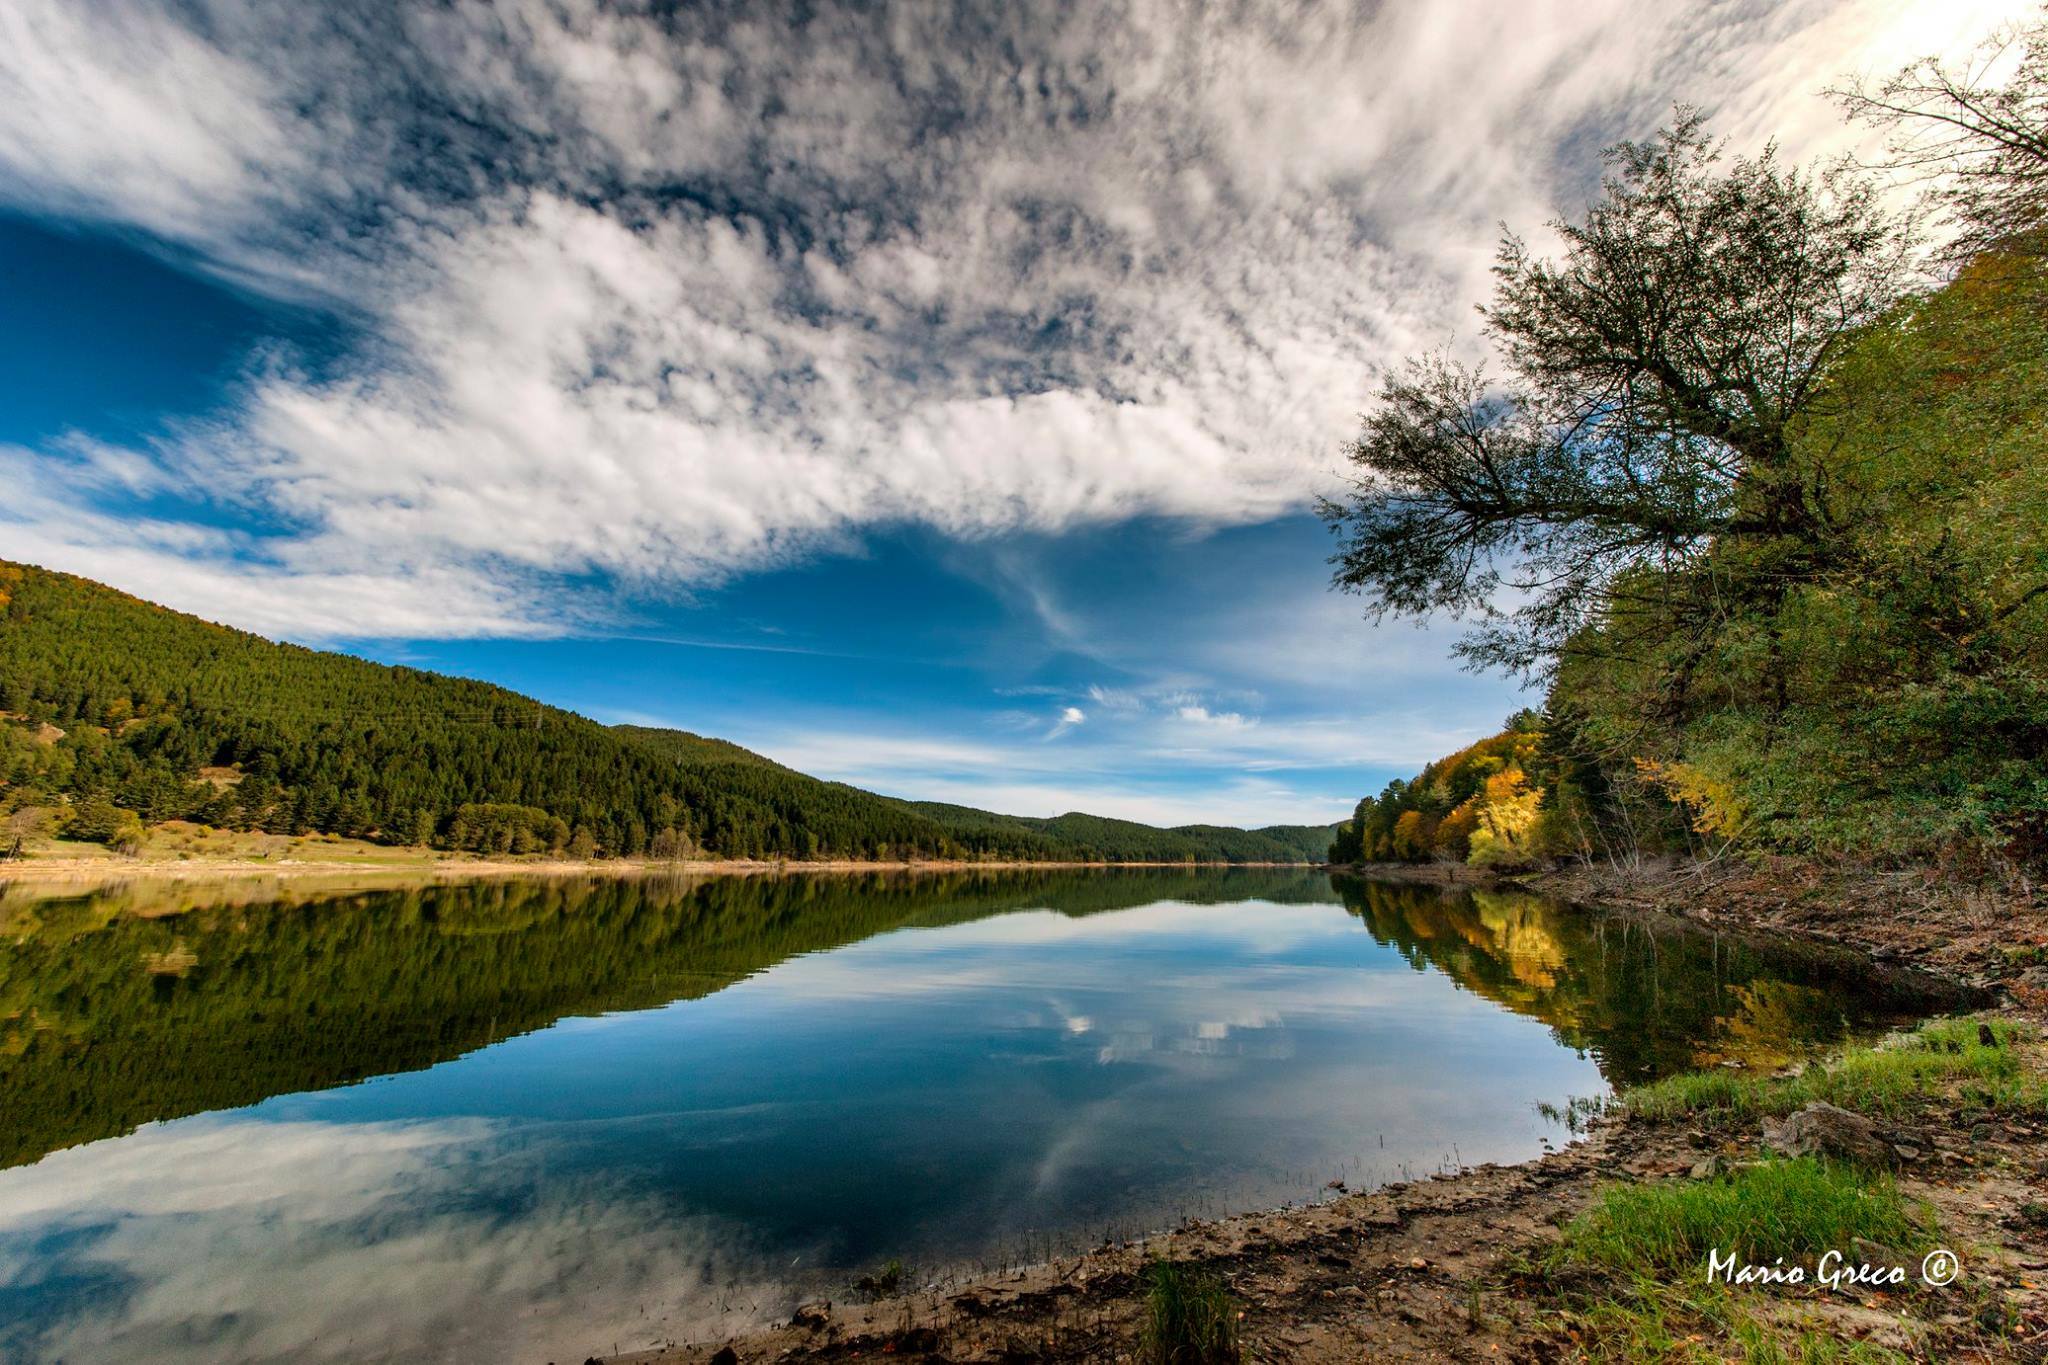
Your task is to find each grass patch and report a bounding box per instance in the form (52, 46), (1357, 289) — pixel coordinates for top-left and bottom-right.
(1732, 1318), (1909, 1364)
(1624, 1016), (2039, 1123)
(1552, 1157), (1926, 1276)
(1139, 1258), (1240, 1365)
(1540, 1019), (2022, 1363)
(1548, 1163), (1924, 1363)
(1562, 1277), (1910, 1364)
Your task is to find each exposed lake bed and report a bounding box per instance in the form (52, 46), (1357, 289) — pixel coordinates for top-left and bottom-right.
(0, 867), (1983, 1363)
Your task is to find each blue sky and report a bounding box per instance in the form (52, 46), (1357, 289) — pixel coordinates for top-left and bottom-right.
(0, 1), (2022, 825)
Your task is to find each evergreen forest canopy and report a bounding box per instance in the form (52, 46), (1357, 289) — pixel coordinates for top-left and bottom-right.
(1324, 23), (2048, 876)
(0, 565), (1335, 864)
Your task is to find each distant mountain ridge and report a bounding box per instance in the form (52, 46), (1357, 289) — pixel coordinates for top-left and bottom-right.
(0, 561), (1335, 863)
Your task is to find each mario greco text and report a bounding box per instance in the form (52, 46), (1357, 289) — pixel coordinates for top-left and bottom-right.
(1707, 1249), (1960, 1291)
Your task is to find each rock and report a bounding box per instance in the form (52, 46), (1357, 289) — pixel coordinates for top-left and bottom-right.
(1891, 1142), (1924, 1162)
(1762, 1102), (1895, 1168)
(791, 1303), (832, 1330)
(1689, 1155), (1726, 1180)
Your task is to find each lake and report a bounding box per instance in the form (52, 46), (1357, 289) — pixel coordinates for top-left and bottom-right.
(0, 869), (1964, 1363)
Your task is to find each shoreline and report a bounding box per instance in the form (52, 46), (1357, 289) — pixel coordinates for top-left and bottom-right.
(601, 858), (2048, 1363)
(0, 853), (1321, 885)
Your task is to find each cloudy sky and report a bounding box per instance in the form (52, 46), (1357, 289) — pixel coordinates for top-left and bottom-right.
(0, 0), (2025, 825)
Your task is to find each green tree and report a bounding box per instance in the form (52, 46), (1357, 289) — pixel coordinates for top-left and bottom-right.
(1324, 111), (1912, 679)
(64, 795), (145, 851)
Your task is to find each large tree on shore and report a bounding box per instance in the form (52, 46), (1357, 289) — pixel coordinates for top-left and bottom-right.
(1833, 10), (2048, 259)
(1322, 112), (1914, 677)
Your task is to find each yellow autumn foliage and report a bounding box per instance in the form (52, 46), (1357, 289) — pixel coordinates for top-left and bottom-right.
(1468, 770), (1543, 867)
(1635, 758), (1749, 841)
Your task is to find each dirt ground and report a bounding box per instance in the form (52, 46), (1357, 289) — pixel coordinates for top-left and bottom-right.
(599, 861), (2048, 1365)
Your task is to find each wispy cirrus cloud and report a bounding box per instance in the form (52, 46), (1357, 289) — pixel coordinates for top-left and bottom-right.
(0, 0), (2027, 638)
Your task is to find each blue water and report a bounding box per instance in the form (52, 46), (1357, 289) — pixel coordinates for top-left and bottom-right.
(0, 871), (1946, 1363)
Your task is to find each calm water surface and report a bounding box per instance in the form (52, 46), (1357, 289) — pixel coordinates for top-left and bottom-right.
(0, 869), (1962, 1363)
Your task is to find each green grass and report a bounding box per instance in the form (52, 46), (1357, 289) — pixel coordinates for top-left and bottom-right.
(1732, 1319), (1908, 1364)
(1562, 1278), (1911, 1364)
(1552, 1157), (1927, 1276)
(1624, 1017), (2039, 1123)
(1139, 1258), (1240, 1365)
(1549, 1161), (1924, 1363)
(1537, 1016), (2034, 1361)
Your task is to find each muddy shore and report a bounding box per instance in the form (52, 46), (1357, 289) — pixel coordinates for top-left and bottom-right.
(600, 859), (2048, 1364)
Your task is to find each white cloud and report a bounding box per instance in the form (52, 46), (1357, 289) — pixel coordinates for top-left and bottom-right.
(1176, 704), (1251, 729)
(0, 1114), (806, 1361)
(0, 0), (2031, 636)
(1085, 685), (1147, 714)
(1047, 704), (1088, 739)
(0, 1), (307, 246)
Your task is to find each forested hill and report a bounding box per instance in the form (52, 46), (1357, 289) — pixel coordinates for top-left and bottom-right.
(0, 562), (1335, 863)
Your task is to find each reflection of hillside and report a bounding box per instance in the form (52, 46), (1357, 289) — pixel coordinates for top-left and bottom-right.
(0, 868), (1331, 1168)
(1333, 876), (1969, 1086)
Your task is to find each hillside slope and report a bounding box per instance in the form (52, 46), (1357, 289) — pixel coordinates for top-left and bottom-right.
(1327, 250), (2048, 875)
(0, 563), (1332, 863)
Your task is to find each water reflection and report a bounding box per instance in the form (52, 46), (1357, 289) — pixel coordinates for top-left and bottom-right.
(0, 871), (1961, 1363)
(0, 868), (1335, 1168)
(1333, 876), (1965, 1084)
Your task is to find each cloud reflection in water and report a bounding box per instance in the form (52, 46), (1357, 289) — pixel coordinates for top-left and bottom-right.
(5, 878), (1922, 1363)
